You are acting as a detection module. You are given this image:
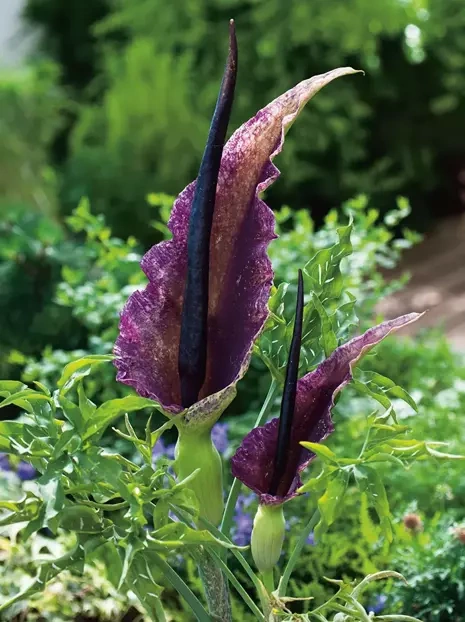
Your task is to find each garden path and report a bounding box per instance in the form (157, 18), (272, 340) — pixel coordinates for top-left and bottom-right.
(377, 214), (465, 349)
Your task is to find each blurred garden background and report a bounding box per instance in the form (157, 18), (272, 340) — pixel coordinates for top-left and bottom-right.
(1, 0), (465, 620)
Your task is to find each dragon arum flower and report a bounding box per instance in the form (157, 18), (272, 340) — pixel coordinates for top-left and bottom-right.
(114, 21), (360, 523)
(231, 275), (420, 569)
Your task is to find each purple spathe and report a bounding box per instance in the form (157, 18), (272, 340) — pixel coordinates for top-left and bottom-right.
(231, 313), (421, 505)
(114, 68), (360, 424)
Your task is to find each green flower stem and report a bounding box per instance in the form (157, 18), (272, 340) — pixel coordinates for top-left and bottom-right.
(221, 378), (279, 535)
(262, 569), (275, 594)
(197, 548), (232, 622)
(175, 425), (224, 525)
(278, 508), (320, 597)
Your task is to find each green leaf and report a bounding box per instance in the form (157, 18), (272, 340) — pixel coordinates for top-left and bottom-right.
(0, 420), (28, 452)
(304, 221), (352, 302)
(51, 426), (82, 458)
(78, 382), (97, 420)
(357, 370), (418, 412)
(55, 393), (85, 432)
(298, 467), (332, 495)
(119, 536), (145, 589)
(126, 554), (165, 621)
(0, 389), (51, 413)
(59, 505), (104, 533)
(0, 494), (41, 526)
(300, 441), (339, 465)
(312, 293), (338, 357)
(315, 470), (350, 540)
(0, 543), (84, 613)
(354, 465), (392, 541)
(90, 541), (123, 589)
(83, 395), (156, 441)
(0, 380), (27, 395)
(425, 444), (465, 460)
(57, 355), (113, 394)
(257, 220), (356, 380)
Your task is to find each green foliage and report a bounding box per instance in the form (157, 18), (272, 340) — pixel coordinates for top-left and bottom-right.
(257, 195), (418, 383)
(65, 43), (208, 242)
(0, 200), (437, 621)
(0, 359), (232, 619)
(25, 0), (465, 237)
(0, 62), (64, 218)
(0, 209), (83, 379)
(0, 63), (73, 378)
(388, 515), (465, 621)
(0, 523), (149, 621)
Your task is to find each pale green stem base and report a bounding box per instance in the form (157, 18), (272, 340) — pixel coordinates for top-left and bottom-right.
(262, 569), (275, 594)
(197, 549), (232, 621)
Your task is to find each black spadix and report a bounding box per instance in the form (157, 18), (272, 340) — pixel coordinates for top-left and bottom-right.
(178, 21), (238, 408)
(268, 269), (304, 495)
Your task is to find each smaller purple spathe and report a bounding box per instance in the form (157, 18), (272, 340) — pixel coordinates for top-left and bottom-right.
(231, 312), (421, 505)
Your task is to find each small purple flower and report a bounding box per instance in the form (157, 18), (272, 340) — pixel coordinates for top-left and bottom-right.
(211, 422), (229, 453)
(231, 493), (254, 545)
(152, 438), (176, 461)
(368, 594), (387, 614)
(0, 453), (11, 472)
(306, 531), (315, 546)
(16, 461), (36, 481)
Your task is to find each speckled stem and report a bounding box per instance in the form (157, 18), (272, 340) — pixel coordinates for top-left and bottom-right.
(198, 549), (232, 622)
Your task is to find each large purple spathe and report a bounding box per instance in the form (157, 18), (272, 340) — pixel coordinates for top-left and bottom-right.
(231, 313), (421, 505)
(114, 67), (361, 427)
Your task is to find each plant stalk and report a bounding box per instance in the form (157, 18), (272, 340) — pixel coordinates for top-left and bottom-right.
(197, 548), (232, 622)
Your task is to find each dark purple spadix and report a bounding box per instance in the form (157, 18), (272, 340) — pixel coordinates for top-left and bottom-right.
(178, 21), (238, 408)
(268, 270), (304, 495)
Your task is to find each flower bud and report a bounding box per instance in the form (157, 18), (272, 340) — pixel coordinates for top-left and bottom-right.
(175, 427), (223, 525)
(251, 503), (285, 573)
